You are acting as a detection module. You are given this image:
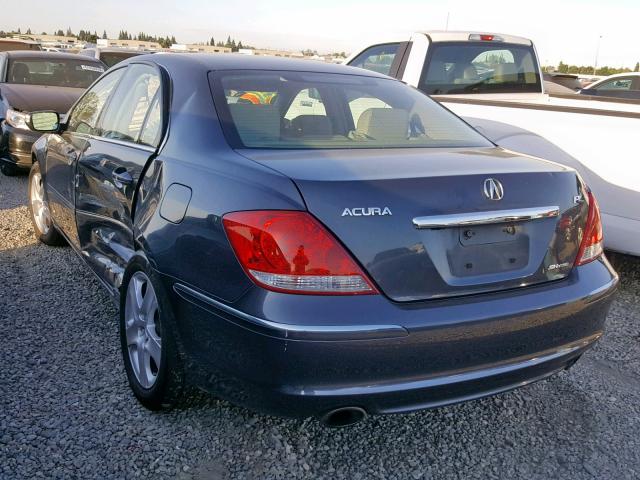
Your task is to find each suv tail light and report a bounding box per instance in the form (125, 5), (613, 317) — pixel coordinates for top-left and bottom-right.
(575, 191), (604, 266)
(223, 211), (378, 295)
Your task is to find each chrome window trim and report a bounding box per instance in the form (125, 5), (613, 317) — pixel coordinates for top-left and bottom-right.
(70, 131), (155, 153)
(413, 206), (560, 229)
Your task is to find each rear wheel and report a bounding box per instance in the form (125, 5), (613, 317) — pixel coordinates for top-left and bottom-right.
(28, 162), (65, 246)
(120, 263), (185, 410)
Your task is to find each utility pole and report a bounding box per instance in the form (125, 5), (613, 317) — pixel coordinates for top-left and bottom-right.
(593, 35), (602, 75)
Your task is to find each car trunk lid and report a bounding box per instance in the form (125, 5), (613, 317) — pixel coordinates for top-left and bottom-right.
(237, 147), (588, 301)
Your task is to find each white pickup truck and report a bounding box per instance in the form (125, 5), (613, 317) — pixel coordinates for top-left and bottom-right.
(346, 31), (640, 256)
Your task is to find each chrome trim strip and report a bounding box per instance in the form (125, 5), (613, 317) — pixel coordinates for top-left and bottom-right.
(172, 283), (408, 341)
(72, 132), (155, 153)
(413, 205), (559, 229)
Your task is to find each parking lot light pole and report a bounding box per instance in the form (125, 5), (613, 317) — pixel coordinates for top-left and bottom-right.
(593, 35), (602, 75)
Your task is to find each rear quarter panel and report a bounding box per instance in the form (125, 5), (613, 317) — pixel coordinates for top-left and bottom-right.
(134, 152), (306, 303)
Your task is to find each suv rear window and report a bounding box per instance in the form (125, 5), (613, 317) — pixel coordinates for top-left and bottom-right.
(210, 70), (491, 150)
(419, 42), (541, 95)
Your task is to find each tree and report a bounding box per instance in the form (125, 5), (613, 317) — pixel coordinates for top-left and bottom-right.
(56, 29), (64, 36)
(102, 30), (107, 39)
(17, 28), (21, 34)
(66, 27), (73, 37)
(634, 62), (639, 73)
(26, 27), (32, 35)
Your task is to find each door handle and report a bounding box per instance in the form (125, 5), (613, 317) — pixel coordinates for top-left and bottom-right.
(112, 168), (133, 188)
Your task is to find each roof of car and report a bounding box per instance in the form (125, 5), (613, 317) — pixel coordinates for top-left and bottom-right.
(133, 53), (390, 78)
(4, 50), (104, 62)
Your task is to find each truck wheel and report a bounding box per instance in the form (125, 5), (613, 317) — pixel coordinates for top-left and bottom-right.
(28, 163), (65, 246)
(120, 261), (185, 410)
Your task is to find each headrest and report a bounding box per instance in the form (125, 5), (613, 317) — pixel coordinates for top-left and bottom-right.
(493, 64), (518, 83)
(463, 65), (479, 80)
(11, 63), (30, 83)
(425, 60), (447, 83)
(356, 108), (409, 141)
(290, 115), (332, 136)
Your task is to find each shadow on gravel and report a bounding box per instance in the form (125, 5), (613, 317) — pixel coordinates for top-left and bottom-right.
(0, 175), (28, 210)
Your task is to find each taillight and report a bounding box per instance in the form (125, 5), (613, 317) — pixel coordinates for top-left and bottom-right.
(575, 191), (604, 266)
(222, 211), (378, 295)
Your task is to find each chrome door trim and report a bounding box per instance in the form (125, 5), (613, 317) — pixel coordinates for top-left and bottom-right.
(413, 206), (560, 229)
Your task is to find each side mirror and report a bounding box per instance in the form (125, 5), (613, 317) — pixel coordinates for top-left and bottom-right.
(28, 111), (60, 132)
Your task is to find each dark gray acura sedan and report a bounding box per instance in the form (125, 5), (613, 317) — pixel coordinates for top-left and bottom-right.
(27, 54), (617, 426)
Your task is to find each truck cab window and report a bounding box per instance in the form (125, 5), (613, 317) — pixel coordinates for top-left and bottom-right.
(419, 42), (541, 95)
(349, 43), (401, 76)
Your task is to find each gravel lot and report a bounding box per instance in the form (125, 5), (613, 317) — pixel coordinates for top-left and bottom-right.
(1, 173), (639, 480)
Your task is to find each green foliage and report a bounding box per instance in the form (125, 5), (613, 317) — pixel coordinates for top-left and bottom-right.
(554, 60), (632, 76)
(77, 29), (98, 43)
(634, 62), (639, 73)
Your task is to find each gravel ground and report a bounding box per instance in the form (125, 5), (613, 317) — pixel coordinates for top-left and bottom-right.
(1, 173), (639, 480)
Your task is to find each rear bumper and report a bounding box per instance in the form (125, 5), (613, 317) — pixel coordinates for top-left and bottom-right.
(163, 256), (618, 418)
(0, 122), (40, 168)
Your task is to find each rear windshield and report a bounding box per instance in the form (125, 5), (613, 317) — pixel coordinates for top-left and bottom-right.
(210, 70), (492, 150)
(7, 58), (104, 88)
(419, 42), (541, 95)
(101, 51), (142, 68)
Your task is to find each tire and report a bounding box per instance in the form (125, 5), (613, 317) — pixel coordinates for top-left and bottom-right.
(120, 259), (185, 410)
(0, 160), (19, 176)
(27, 162), (65, 246)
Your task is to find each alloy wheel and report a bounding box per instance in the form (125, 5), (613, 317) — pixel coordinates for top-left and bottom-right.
(125, 271), (162, 389)
(30, 171), (51, 235)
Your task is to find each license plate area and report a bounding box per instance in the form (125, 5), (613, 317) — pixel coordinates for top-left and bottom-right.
(458, 223), (521, 246)
(448, 224), (529, 277)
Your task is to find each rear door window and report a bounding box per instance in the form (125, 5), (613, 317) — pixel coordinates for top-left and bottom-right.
(349, 43), (401, 76)
(99, 64), (161, 144)
(419, 42), (541, 94)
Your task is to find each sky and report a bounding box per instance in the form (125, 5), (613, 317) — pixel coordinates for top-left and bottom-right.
(4, 0), (639, 67)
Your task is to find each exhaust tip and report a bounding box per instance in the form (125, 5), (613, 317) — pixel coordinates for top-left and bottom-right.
(320, 407), (367, 428)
